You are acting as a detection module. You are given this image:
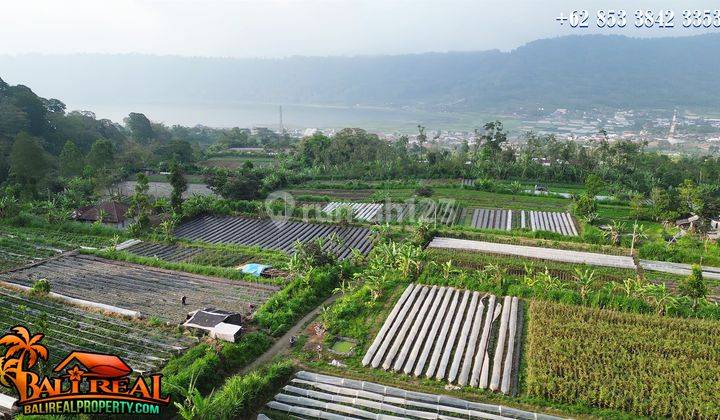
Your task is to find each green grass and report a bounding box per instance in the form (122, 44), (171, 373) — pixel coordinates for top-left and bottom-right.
(330, 339), (356, 353)
(83, 248), (286, 285)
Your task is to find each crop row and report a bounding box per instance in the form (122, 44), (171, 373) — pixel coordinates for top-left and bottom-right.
(0, 287), (192, 373)
(362, 284), (522, 395)
(525, 300), (720, 418)
(174, 215), (375, 259)
(264, 371), (564, 420)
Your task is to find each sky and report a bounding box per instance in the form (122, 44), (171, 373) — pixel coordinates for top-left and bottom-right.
(1, 0), (716, 57)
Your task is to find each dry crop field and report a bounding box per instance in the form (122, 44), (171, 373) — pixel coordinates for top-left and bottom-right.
(525, 300), (720, 418)
(1, 253), (280, 322)
(174, 215), (375, 259)
(362, 284), (522, 396)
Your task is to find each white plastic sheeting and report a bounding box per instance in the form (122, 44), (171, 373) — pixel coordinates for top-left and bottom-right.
(361, 284), (522, 395)
(262, 371), (568, 420)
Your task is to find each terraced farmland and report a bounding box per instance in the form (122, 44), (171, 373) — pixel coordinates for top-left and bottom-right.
(1, 253), (280, 322)
(465, 209), (578, 236)
(263, 371), (564, 420)
(0, 225), (118, 272)
(118, 240), (205, 262)
(321, 202), (383, 222)
(174, 216), (375, 259)
(362, 284), (522, 395)
(468, 208), (513, 231)
(0, 286), (193, 373)
(0, 234), (61, 271)
(526, 211), (578, 236)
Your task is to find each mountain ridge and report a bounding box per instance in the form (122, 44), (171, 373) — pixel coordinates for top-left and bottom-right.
(1, 33), (718, 111)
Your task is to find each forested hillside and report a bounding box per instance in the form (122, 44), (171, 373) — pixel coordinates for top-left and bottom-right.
(1, 34), (719, 110)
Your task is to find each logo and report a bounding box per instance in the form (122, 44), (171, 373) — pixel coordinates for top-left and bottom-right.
(0, 326), (169, 416)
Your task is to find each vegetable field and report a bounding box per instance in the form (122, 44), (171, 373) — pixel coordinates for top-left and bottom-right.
(0, 234), (60, 271)
(1, 253), (280, 322)
(362, 284), (522, 395)
(0, 225), (117, 271)
(264, 371), (565, 420)
(321, 200), (460, 225)
(174, 215), (375, 259)
(0, 286), (192, 373)
(119, 240), (204, 262)
(525, 300), (720, 418)
(464, 209), (578, 236)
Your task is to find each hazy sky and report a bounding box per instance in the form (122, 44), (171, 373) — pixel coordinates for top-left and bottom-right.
(2, 0), (716, 57)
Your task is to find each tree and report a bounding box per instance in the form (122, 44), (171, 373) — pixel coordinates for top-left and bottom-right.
(679, 264), (707, 310)
(124, 112), (154, 143)
(584, 174), (604, 197)
(9, 132), (50, 197)
(127, 173), (151, 233)
(58, 140), (84, 178)
(572, 193), (598, 223)
(478, 121), (507, 158)
(650, 187), (677, 222)
(417, 125), (427, 150)
(87, 139), (114, 170)
(168, 162), (187, 214)
(207, 168), (263, 200)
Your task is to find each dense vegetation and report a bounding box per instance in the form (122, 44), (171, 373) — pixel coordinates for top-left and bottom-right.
(525, 300), (720, 418)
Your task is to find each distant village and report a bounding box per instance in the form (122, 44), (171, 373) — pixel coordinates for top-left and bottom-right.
(278, 108), (720, 155)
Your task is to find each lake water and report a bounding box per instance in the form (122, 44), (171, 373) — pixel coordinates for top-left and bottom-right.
(70, 102), (505, 132)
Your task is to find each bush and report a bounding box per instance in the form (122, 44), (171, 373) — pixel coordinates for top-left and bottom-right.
(163, 332), (274, 402)
(204, 360), (294, 419)
(255, 266), (344, 336)
(29, 278), (51, 295)
(220, 332), (273, 371)
(414, 186), (433, 197)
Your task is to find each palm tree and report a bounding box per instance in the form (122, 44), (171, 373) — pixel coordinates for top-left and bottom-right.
(0, 356), (19, 387)
(0, 326), (48, 400)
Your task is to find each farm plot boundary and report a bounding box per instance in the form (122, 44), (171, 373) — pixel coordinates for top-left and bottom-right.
(0, 285), (193, 374)
(1, 253), (280, 322)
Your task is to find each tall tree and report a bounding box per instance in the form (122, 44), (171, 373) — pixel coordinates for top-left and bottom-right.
(87, 139), (114, 170)
(58, 140), (84, 178)
(9, 132), (50, 197)
(128, 173), (151, 232)
(168, 162), (187, 214)
(124, 112), (154, 143)
(479, 120), (507, 158)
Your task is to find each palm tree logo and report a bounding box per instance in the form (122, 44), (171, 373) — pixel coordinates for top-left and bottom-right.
(0, 326), (48, 401)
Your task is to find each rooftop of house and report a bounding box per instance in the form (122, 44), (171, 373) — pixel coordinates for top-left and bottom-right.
(184, 308), (242, 329)
(73, 201), (130, 224)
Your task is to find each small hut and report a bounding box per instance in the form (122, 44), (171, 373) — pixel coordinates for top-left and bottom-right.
(183, 308), (243, 342)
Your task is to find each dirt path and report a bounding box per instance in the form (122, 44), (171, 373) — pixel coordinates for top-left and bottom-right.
(242, 293), (340, 374)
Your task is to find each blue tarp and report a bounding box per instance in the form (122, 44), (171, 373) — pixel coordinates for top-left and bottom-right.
(240, 263), (271, 277)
